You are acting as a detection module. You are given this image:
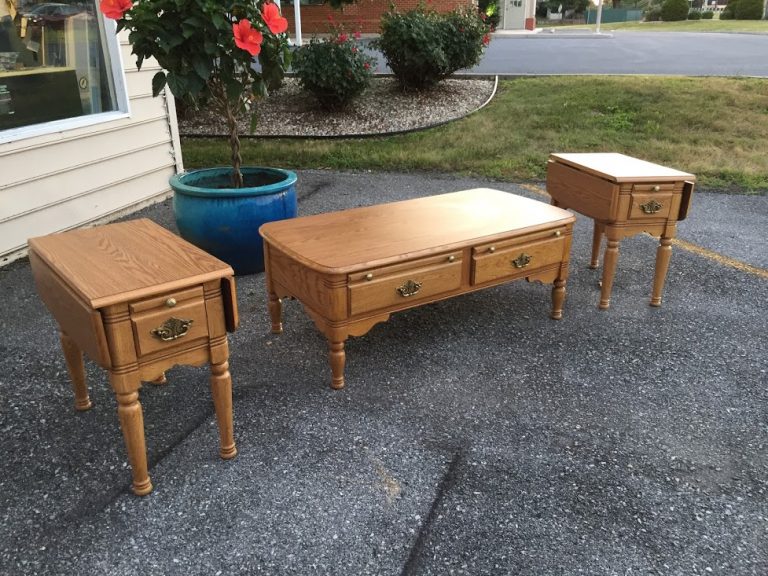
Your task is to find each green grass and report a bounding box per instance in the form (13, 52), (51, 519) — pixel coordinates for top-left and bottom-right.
(182, 76), (768, 193)
(539, 19), (768, 33)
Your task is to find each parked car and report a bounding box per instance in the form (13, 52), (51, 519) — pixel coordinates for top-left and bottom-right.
(23, 3), (82, 23)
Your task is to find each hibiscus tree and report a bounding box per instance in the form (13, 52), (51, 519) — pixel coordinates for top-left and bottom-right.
(100, 0), (291, 188)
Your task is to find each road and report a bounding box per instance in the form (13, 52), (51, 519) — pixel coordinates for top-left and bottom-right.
(370, 31), (768, 77)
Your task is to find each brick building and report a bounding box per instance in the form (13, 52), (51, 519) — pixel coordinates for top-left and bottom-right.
(281, 0), (536, 36)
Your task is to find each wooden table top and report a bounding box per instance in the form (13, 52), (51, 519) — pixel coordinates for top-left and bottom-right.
(260, 188), (574, 273)
(28, 219), (233, 308)
(550, 153), (695, 183)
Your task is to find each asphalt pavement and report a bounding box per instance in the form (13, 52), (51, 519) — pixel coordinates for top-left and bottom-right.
(371, 31), (768, 77)
(1, 170), (766, 575)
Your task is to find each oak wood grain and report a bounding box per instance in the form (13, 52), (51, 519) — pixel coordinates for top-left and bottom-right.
(28, 218), (234, 308)
(550, 152), (695, 183)
(260, 188), (574, 273)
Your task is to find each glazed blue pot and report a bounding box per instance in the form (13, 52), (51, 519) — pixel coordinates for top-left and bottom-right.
(170, 167), (297, 275)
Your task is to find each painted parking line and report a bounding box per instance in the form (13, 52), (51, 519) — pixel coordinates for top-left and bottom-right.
(518, 183), (768, 280)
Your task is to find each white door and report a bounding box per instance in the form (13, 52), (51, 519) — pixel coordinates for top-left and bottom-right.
(502, 0), (527, 29)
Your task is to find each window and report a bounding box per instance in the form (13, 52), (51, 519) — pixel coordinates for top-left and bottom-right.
(0, 0), (123, 134)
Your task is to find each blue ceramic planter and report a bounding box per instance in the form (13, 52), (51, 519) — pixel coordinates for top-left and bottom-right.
(170, 167), (297, 275)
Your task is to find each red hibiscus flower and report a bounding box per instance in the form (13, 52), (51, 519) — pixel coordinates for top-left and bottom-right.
(354, 31), (361, 40)
(483, 33), (491, 45)
(262, 3), (288, 35)
(233, 19), (263, 56)
(99, 0), (132, 20)
(337, 33), (348, 43)
(364, 62), (370, 70)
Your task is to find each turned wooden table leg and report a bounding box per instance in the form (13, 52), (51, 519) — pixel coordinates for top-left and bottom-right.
(600, 234), (621, 310)
(210, 360), (237, 459)
(329, 340), (346, 390)
(590, 222), (603, 269)
(59, 331), (92, 411)
(550, 278), (566, 320)
(650, 234), (673, 307)
(113, 386), (152, 496)
(268, 291), (283, 334)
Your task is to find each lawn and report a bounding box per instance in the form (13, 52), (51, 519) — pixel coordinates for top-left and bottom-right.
(181, 76), (768, 193)
(539, 19), (768, 34)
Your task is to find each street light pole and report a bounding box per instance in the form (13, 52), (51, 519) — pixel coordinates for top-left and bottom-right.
(595, 0), (604, 34)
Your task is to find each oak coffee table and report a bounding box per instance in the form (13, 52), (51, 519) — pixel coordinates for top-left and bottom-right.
(260, 188), (575, 389)
(547, 153), (695, 309)
(28, 219), (239, 495)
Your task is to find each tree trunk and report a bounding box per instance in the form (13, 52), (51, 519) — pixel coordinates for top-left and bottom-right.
(224, 102), (243, 188)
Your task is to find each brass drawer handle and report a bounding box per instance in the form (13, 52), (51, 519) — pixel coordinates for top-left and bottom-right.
(396, 279), (422, 298)
(365, 273), (373, 281)
(512, 253), (532, 268)
(653, 185), (661, 192)
(640, 199), (663, 214)
(488, 246), (496, 253)
(447, 255), (456, 263)
(554, 230), (562, 237)
(165, 297), (177, 308)
(151, 317), (193, 341)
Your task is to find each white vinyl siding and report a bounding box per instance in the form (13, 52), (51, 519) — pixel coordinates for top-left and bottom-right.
(0, 31), (183, 265)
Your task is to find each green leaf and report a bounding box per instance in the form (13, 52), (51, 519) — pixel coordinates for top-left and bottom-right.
(212, 13), (228, 29)
(166, 72), (188, 98)
(151, 71), (167, 97)
(252, 78), (268, 99)
(192, 58), (213, 81)
(225, 79), (244, 103)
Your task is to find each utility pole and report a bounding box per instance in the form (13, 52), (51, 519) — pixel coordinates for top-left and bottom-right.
(595, 0), (604, 34)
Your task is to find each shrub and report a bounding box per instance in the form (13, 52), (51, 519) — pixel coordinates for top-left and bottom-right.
(293, 30), (377, 110)
(660, 0), (690, 20)
(645, 6), (661, 22)
(720, 0), (737, 18)
(441, 9), (491, 73)
(735, 0), (764, 18)
(645, 6), (663, 21)
(701, 10), (715, 18)
(376, 7), (491, 91)
(688, 9), (702, 18)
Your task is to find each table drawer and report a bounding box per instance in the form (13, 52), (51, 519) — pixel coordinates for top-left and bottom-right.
(629, 184), (674, 220)
(472, 234), (566, 285)
(349, 254), (462, 316)
(130, 287), (210, 356)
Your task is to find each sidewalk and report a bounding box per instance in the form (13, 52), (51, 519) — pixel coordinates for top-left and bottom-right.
(1, 171), (766, 575)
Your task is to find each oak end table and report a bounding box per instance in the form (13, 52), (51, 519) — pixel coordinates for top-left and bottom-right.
(547, 153), (695, 309)
(260, 188), (575, 390)
(28, 219), (239, 496)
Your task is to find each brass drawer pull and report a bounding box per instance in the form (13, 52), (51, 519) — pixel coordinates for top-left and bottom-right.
(165, 297), (177, 308)
(640, 199), (663, 214)
(364, 273), (373, 281)
(488, 246), (496, 253)
(447, 255), (456, 263)
(396, 279), (422, 298)
(151, 317), (193, 341)
(512, 253), (532, 268)
(554, 230), (562, 237)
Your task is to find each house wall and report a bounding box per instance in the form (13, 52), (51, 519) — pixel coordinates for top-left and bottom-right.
(0, 32), (183, 266)
(285, 0), (472, 35)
